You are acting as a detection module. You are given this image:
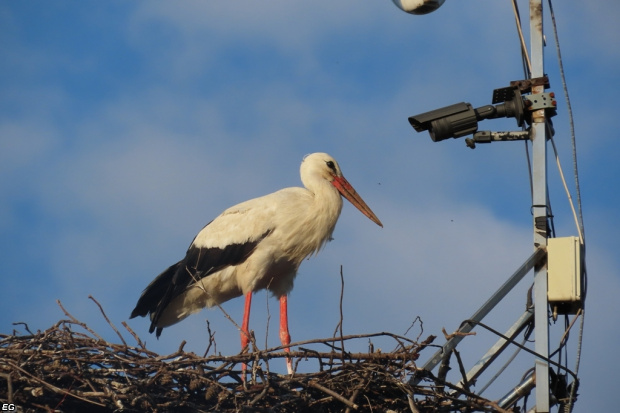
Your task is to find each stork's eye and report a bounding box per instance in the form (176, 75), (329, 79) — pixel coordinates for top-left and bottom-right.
(326, 160), (336, 172)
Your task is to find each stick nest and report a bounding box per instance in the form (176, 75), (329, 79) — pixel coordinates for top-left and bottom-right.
(1, 299), (510, 412)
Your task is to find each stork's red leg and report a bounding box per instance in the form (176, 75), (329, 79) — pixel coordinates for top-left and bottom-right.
(279, 294), (293, 374)
(241, 291), (252, 380)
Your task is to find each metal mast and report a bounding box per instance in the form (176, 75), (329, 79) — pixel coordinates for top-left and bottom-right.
(400, 1), (577, 411)
(529, 0), (550, 411)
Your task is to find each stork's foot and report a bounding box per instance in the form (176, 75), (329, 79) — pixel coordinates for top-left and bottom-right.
(285, 351), (293, 375)
(241, 361), (248, 383)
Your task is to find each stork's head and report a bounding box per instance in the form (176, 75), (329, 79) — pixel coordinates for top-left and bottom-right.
(301, 152), (344, 181)
(301, 153), (383, 227)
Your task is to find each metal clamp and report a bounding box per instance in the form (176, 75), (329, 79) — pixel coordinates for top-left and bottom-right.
(524, 92), (557, 111)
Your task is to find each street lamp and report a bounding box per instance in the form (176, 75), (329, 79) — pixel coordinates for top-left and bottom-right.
(391, 0), (445, 15)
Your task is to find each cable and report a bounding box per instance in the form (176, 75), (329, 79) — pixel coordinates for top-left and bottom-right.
(547, 0), (585, 242)
(567, 309), (585, 412)
(547, 3), (586, 411)
(460, 319), (579, 382)
(510, 0), (535, 202)
(549, 137), (583, 243)
(511, 0), (532, 76)
(477, 334), (528, 396)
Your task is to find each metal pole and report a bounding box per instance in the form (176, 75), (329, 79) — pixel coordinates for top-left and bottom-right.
(498, 370), (536, 409)
(529, 0), (550, 411)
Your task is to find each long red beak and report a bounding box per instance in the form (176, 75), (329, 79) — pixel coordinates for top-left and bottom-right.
(332, 176), (383, 227)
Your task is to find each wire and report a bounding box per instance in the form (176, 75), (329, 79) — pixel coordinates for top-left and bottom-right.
(547, 0), (585, 242)
(568, 309), (585, 412)
(549, 308), (582, 360)
(477, 334), (528, 396)
(511, 0), (532, 76)
(548, 137), (583, 243)
(547, 2), (586, 411)
(510, 0), (538, 225)
(461, 319), (579, 382)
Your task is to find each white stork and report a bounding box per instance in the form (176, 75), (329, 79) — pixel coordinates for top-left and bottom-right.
(130, 152), (382, 374)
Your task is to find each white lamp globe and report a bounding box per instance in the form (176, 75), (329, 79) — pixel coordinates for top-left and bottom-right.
(391, 0), (446, 15)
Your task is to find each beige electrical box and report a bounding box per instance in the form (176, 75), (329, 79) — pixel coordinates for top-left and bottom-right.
(548, 236), (583, 314)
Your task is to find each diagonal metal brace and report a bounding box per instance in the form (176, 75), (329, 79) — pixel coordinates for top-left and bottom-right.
(457, 308), (534, 391)
(410, 248), (546, 385)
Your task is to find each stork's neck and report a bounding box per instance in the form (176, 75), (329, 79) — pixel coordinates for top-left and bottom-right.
(306, 176), (344, 235)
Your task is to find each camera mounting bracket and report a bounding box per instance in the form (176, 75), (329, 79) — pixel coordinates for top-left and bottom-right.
(408, 77), (556, 143)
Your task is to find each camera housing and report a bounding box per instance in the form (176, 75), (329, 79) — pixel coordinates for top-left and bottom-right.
(409, 102), (477, 142)
(408, 85), (526, 142)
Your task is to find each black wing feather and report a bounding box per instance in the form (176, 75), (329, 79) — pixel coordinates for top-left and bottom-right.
(130, 228), (272, 337)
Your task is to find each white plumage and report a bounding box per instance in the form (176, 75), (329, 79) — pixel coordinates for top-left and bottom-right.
(131, 152), (382, 374)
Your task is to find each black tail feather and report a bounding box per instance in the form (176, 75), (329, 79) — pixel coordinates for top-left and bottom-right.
(130, 262), (181, 337)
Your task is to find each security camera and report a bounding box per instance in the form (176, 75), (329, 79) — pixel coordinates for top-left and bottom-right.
(409, 86), (526, 142)
(409, 103), (477, 142)
(391, 0), (445, 15)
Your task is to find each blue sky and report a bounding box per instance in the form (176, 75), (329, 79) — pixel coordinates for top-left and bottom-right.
(1, 1), (618, 411)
